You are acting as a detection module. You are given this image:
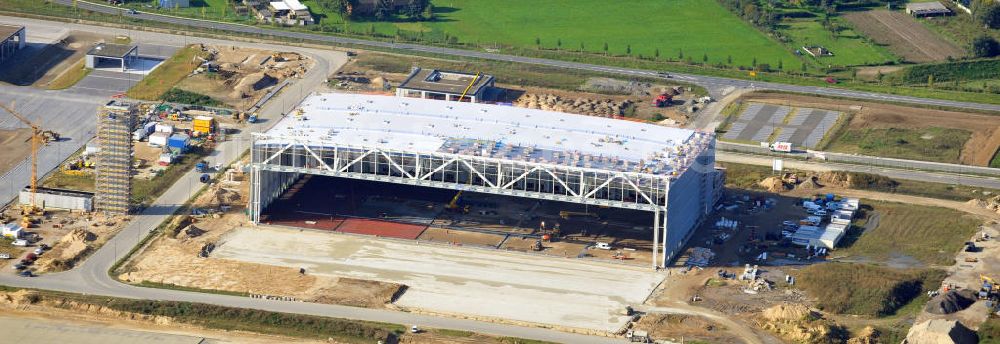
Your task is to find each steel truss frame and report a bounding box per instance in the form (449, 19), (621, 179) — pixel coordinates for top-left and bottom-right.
(250, 133), (691, 268)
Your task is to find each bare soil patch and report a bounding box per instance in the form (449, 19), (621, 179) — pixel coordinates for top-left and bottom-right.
(120, 177), (403, 308)
(0, 129), (33, 176)
(175, 45), (311, 110)
(844, 10), (964, 63)
(634, 313), (737, 343)
(741, 92), (1000, 166)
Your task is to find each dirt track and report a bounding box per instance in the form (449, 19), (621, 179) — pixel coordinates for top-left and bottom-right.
(741, 93), (1000, 166)
(844, 10), (965, 63)
(0, 129), (33, 176)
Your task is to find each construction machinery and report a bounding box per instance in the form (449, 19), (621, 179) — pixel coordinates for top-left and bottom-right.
(559, 210), (599, 220)
(0, 102), (59, 216)
(445, 190), (470, 214)
(652, 93), (673, 107)
(457, 72), (481, 102)
(981, 275), (999, 300)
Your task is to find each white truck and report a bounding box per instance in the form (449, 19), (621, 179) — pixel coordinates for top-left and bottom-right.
(768, 142), (793, 153)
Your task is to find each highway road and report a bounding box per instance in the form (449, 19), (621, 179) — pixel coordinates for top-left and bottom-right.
(40, 0), (1000, 113)
(0, 17), (625, 344)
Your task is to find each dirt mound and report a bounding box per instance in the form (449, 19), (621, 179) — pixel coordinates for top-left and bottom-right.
(905, 319), (977, 344)
(0, 290), (40, 305)
(968, 195), (1000, 215)
(798, 176), (823, 190)
(230, 72), (277, 99)
(514, 93), (631, 118)
(925, 290), (976, 314)
(761, 303), (815, 322)
(848, 326), (879, 344)
(308, 278), (406, 308)
(757, 304), (842, 343)
(633, 314), (726, 342)
(759, 177), (790, 193)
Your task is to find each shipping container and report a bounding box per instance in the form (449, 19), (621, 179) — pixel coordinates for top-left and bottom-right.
(158, 153), (173, 165)
(18, 187), (94, 211)
(155, 123), (174, 134)
(133, 128), (147, 141)
(192, 116), (215, 134)
(148, 132), (169, 146)
(143, 121), (157, 134)
(168, 133), (190, 150)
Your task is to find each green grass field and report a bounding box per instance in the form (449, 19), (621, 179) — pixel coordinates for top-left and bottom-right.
(826, 127), (971, 164)
(127, 45), (204, 100)
(123, 0), (252, 22)
(780, 19), (896, 67)
(795, 263), (945, 316)
(839, 201), (980, 266)
(333, 0), (800, 69)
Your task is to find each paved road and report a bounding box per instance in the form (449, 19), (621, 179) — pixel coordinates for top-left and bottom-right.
(0, 17), (624, 344)
(0, 315), (206, 344)
(717, 151), (1000, 190)
(44, 0), (1000, 113)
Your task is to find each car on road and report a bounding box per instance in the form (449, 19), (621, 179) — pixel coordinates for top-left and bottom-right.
(657, 72), (671, 78)
(0, 253), (10, 259)
(19, 270), (32, 277)
(410, 325), (420, 334)
(33, 248), (44, 255)
(127, 9), (138, 15)
(13, 264), (25, 270)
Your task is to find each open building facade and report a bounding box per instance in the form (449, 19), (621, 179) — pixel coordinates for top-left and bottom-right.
(249, 93), (721, 268)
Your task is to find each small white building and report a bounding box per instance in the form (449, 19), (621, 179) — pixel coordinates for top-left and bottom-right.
(267, 0), (314, 25)
(906, 1), (951, 16)
(19, 187), (95, 212)
(2, 223), (23, 239)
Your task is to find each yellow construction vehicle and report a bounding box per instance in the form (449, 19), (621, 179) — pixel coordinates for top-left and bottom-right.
(445, 191), (469, 214)
(0, 102), (57, 216)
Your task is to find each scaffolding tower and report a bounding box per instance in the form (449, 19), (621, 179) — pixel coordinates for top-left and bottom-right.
(95, 100), (136, 215)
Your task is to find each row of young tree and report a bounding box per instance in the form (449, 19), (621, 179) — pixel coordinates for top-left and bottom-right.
(316, 0), (433, 21)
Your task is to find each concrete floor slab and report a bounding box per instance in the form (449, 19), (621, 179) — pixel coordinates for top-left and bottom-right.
(214, 226), (664, 332)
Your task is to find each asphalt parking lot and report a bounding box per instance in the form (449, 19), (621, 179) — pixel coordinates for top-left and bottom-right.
(69, 43), (178, 97)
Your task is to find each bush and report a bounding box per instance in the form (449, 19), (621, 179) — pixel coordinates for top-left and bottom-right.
(795, 263), (945, 316)
(982, 318), (1000, 344)
(160, 88), (222, 107)
(971, 35), (1000, 58)
(896, 59), (1000, 83)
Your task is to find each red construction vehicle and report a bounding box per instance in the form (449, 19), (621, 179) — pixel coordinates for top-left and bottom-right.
(652, 93), (673, 107)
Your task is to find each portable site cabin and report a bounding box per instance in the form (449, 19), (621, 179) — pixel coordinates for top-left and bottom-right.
(1, 223), (22, 239)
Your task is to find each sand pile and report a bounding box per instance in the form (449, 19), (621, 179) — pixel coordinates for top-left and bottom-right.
(759, 176), (789, 193)
(757, 303), (841, 343)
(925, 290), (976, 314)
(761, 303), (815, 322)
(905, 319), (977, 344)
(230, 72), (277, 99)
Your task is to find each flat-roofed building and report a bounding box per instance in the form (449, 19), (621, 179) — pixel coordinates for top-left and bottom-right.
(906, 1), (951, 16)
(0, 24), (26, 65)
(250, 93), (721, 268)
(85, 43), (139, 72)
(396, 67), (495, 103)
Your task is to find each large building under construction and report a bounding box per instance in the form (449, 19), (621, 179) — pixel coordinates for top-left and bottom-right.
(249, 93), (720, 268)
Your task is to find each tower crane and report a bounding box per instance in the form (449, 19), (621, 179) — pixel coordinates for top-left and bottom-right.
(0, 102), (59, 215)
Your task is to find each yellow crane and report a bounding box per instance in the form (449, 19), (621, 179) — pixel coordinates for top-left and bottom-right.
(0, 102), (58, 215)
(457, 72), (481, 102)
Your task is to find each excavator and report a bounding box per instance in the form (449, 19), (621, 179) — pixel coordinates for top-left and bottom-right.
(444, 191), (469, 214)
(0, 102), (59, 223)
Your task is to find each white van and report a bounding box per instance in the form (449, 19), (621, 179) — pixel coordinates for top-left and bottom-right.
(594, 242), (613, 250)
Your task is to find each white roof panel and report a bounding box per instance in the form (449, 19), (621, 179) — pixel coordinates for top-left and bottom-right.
(260, 93), (713, 176)
(284, 0), (308, 11)
(269, 1), (290, 10)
